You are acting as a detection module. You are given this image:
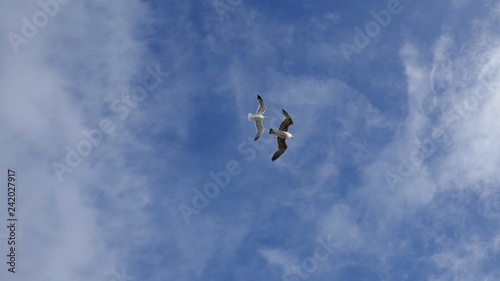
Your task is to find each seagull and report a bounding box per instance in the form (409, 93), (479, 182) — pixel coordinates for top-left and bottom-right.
(269, 109), (294, 161)
(248, 94), (267, 141)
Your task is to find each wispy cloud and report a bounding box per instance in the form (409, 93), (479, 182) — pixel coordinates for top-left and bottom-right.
(0, 1), (156, 280)
(310, 3), (500, 279)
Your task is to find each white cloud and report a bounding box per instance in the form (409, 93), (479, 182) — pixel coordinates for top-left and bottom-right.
(0, 1), (155, 280)
(310, 3), (500, 279)
(259, 247), (299, 274)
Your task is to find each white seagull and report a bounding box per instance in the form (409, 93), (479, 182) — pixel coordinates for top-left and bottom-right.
(248, 94), (267, 141)
(269, 109), (294, 161)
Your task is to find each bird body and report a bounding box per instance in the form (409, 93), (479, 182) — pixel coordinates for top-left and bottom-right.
(269, 129), (294, 139)
(248, 113), (267, 122)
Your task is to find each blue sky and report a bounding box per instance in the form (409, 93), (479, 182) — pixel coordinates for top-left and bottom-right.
(1, 0), (500, 280)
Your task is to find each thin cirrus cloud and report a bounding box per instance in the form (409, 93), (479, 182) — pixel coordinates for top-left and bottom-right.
(0, 0), (156, 281)
(313, 4), (500, 280)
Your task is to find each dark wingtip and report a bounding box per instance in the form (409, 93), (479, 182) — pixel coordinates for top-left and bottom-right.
(269, 128), (273, 134)
(282, 109), (292, 123)
(271, 151), (280, 161)
(257, 94), (262, 100)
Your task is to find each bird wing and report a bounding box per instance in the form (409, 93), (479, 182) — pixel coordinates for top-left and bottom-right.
(272, 137), (288, 161)
(254, 120), (264, 141)
(256, 95), (266, 115)
(278, 109), (293, 132)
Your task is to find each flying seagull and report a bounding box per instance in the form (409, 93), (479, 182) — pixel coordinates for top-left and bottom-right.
(248, 94), (267, 141)
(269, 109), (294, 161)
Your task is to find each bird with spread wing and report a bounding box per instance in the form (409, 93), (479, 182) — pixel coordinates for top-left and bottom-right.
(247, 95), (267, 141)
(269, 109), (294, 161)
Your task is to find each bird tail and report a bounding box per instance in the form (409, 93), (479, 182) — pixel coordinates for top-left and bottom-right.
(269, 128), (276, 135)
(248, 113), (254, 121)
